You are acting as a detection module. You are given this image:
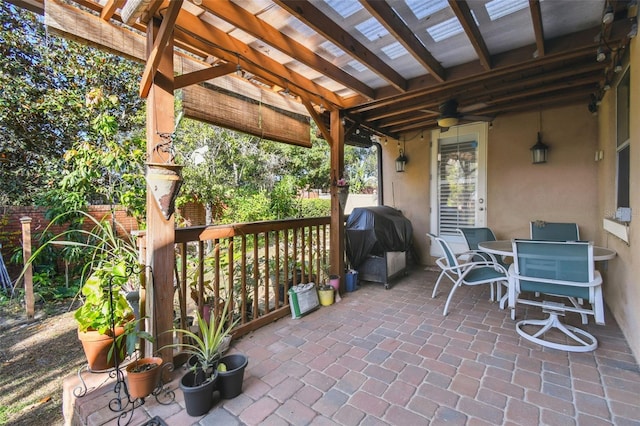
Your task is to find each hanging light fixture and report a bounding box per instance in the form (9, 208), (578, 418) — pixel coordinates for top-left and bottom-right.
(235, 54), (243, 77)
(530, 133), (549, 164)
(531, 112), (549, 164)
(395, 140), (408, 172)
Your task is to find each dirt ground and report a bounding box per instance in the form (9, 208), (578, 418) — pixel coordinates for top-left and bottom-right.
(0, 300), (85, 426)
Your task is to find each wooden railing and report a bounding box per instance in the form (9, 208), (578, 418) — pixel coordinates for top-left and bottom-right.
(173, 217), (331, 339)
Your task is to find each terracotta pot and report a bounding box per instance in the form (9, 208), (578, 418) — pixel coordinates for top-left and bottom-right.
(77, 326), (126, 371)
(125, 357), (163, 399)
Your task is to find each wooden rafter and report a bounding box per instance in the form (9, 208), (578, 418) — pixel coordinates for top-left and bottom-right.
(275, 0), (407, 92)
(348, 22), (623, 115)
(360, 0), (445, 83)
(172, 10), (346, 108)
(529, 0), (545, 57)
(302, 99), (331, 145)
(203, 0), (375, 100)
(138, 0), (183, 98)
(100, 0), (123, 21)
(173, 62), (236, 90)
(449, 0), (492, 70)
(363, 61), (604, 123)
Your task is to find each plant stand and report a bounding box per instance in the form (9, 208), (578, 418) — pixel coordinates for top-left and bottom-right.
(73, 266), (176, 426)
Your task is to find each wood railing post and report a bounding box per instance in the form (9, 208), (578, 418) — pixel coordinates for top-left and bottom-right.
(20, 217), (34, 320)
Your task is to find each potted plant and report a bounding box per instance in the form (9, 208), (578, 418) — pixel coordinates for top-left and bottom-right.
(318, 283), (334, 306)
(112, 318), (160, 400)
(320, 257), (341, 302)
(163, 295), (239, 416)
(22, 210), (140, 371)
(75, 260), (136, 370)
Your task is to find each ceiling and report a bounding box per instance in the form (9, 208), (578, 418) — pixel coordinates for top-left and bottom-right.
(18, 0), (638, 139)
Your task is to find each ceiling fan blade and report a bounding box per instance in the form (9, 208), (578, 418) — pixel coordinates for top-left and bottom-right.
(461, 114), (494, 122)
(459, 102), (488, 113)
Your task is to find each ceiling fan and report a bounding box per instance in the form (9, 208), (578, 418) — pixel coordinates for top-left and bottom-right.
(430, 99), (494, 130)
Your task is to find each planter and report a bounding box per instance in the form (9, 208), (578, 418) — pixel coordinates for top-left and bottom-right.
(318, 287), (334, 306)
(329, 275), (341, 302)
(217, 354), (248, 399)
(78, 326), (126, 371)
(180, 370), (218, 416)
(187, 353), (220, 383)
(145, 162), (183, 220)
(125, 357), (163, 399)
(337, 186), (349, 211)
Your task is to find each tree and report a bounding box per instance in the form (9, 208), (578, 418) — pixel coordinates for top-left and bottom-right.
(0, 3), (144, 205)
(38, 88), (147, 223)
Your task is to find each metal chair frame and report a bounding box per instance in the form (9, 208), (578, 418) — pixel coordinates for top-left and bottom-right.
(428, 233), (508, 316)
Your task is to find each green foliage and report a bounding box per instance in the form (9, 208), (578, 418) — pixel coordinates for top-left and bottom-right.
(298, 198), (330, 218)
(270, 176), (298, 219)
(20, 210), (139, 333)
(74, 261), (133, 334)
(38, 88), (146, 223)
(163, 297), (238, 383)
(111, 316), (154, 361)
(0, 4), (144, 205)
(221, 191), (272, 223)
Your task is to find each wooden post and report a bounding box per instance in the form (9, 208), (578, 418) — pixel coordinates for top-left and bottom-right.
(20, 217), (34, 320)
(329, 110), (346, 292)
(145, 18), (176, 372)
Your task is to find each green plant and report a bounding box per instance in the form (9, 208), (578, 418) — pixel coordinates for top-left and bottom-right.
(20, 210), (139, 334)
(163, 296), (239, 385)
(74, 261), (133, 334)
(109, 316), (154, 362)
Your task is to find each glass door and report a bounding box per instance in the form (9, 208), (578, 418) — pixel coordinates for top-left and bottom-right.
(430, 122), (488, 256)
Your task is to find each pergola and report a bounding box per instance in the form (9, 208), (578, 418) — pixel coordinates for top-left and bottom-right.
(17, 0), (637, 364)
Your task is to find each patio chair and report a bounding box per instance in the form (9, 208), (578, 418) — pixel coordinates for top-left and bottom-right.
(530, 221), (580, 241)
(427, 233), (508, 316)
(508, 239), (604, 352)
(457, 227), (509, 308)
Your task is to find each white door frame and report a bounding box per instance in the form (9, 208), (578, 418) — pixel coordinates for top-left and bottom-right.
(430, 122), (488, 256)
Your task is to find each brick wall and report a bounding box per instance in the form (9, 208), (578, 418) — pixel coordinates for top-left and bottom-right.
(0, 205), (139, 280)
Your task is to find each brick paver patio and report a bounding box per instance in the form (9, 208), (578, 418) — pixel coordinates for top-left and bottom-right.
(64, 266), (640, 425)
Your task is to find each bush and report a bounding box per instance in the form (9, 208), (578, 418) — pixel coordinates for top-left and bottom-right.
(297, 198), (330, 217)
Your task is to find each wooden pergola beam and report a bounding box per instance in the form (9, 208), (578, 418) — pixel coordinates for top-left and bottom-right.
(173, 62), (236, 90)
(204, 0), (375, 100)
(449, 0), (492, 71)
(100, 0), (123, 21)
(361, 0), (446, 82)
(138, 0), (183, 98)
(275, 0), (407, 92)
(529, 0), (545, 57)
(173, 10), (346, 108)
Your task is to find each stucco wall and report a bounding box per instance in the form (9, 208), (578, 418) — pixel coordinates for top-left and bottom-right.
(487, 106), (599, 241)
(381, 60), (640, 362)
(381, 136), (431, 265)
(596, 37), (640, 362)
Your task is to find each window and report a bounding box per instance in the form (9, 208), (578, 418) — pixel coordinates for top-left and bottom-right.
(437, 139), (478, 235)
(616, 67), (630, 208)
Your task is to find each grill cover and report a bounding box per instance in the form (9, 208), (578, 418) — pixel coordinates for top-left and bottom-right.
(346, 206), (413, 268)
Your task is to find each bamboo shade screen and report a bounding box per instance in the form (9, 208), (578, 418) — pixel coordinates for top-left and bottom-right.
(183, 83), (311, 148)
(45, 0), (311, 147)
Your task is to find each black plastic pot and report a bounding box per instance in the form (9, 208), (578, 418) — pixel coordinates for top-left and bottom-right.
(217, 354), (248, 399)
(179, 370), (218, 416)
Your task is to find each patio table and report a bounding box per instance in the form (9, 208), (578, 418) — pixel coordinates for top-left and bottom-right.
(478, 240), (617, 261)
